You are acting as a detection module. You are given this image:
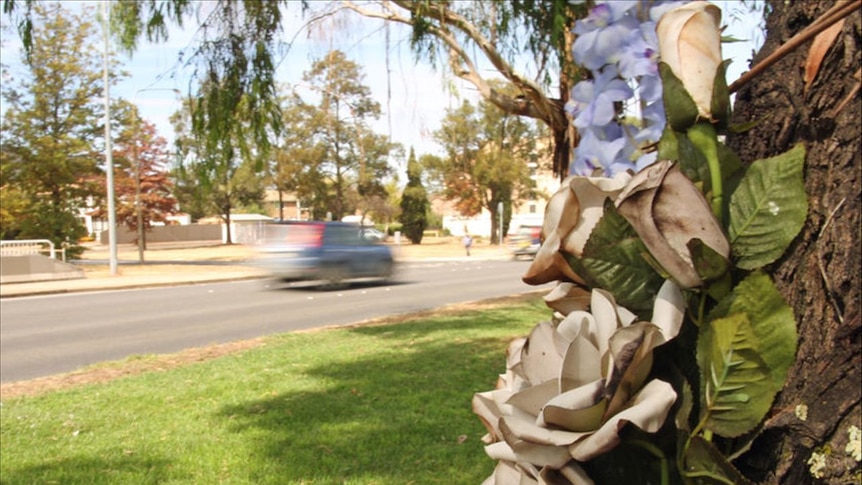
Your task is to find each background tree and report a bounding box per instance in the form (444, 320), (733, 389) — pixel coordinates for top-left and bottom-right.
(428, 96), (537, 244)
(295, 50), (396, 220)
(171, 93), (265, 244)
(726, 1), (860, 483)
(113, 1), (285, 169)
(269, 90), (323, 221)
(354, 130), (402, 224)
(89, 102), (177, 248)
(0, 3), (119, 258)
(399, 148), (429, 244)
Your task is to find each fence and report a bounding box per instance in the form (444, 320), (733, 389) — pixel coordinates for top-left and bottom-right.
(0, 239), (66, 261)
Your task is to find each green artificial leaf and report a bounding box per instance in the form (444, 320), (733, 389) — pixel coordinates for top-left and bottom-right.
(716, 141), (744, 181)
(711, 60), (732, 129)
(728, 144), (808, 269)
(676, 130), (711, 188)
(684, 436), (755, 485)
(658, 124), (680, 161)
(687, 238), (729, 283)
(712, 272), (798, 392)
(697, 312), (772, 438)
(578, 199), (664, 314)
(660, 62), (699, 131)
(674, 376), (695, 433)
(698, 272), (798, 438)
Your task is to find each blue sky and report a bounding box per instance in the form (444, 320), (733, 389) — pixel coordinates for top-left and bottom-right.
(1, 1), (764, 172)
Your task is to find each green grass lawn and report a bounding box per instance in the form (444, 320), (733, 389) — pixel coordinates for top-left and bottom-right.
(0, 295), (548, 485)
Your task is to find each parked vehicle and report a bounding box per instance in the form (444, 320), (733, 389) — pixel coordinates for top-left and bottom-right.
(257, 221), (395, 288)
(507, 225), (542, 259)
(360, 227), (387, 242)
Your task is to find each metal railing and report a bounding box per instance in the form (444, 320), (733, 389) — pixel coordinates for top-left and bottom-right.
(0, 239), (66, 261)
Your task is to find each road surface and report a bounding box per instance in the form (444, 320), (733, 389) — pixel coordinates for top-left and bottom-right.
(1, 259), (549, 382)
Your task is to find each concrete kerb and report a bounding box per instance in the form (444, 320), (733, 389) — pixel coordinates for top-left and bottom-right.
(0, 251), (516, 299)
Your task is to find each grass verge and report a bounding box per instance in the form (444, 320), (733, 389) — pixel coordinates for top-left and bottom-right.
(0, 295), (548, 485)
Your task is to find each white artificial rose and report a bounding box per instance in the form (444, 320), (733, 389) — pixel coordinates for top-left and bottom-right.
(615, 160), (730, 289)
(657, 1), (723, 120)
(522, 171), (631, 286)
(473, 280), (685, 482)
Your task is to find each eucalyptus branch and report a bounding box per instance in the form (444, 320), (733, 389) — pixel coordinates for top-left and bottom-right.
(729, 0), (861, 93)
(346, 1), (567, 130)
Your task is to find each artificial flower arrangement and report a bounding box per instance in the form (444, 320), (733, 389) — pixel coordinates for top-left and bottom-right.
(473, 2), (808, 484)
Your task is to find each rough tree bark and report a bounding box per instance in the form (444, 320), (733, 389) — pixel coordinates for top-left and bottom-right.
(727, 2), (861, 484)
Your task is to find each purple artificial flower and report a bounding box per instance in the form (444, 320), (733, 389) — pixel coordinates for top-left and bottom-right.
(635, 151), (659, 172)
(572, 126), (633, 176)
(567, 0), (679, 176)
(618, 22), (660, 79)
(573, 3), (640, 70)
(635, 100), (666, 144)
(638, 69), (663, 103)
(569, 66), (633, 130)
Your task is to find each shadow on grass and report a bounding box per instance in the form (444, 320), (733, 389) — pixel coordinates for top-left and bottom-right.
(216, 306), (541, 485)
(0, 454), (180, 485)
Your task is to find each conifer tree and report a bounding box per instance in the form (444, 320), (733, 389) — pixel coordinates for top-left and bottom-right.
(399, 148), (428, 244)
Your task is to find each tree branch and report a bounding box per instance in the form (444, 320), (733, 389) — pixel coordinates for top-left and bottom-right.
(341, 1), (568, 132)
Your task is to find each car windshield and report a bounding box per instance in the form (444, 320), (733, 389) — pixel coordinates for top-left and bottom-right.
(325, 225), (365, 245)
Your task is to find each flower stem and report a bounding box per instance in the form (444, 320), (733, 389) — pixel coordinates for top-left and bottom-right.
(630, 439), (670, 485)
(687, 122), (723, 222)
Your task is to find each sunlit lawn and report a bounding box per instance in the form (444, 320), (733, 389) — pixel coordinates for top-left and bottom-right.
(0, 295), (547, 485)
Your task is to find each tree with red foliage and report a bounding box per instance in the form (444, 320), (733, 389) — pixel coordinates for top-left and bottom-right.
(91, 103), (177, 248)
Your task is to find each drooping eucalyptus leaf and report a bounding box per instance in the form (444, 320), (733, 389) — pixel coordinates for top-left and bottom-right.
(728, 144), (807, 269)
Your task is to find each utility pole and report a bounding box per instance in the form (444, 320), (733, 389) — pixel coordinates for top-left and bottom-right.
(103, 1), (118, 275)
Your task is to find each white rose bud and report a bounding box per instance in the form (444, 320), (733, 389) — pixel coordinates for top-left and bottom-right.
(657, 1), (723, 120)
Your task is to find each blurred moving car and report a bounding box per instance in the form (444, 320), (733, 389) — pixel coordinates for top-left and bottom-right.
(507, 225), (542, 259)
(257, 221), (395, 288)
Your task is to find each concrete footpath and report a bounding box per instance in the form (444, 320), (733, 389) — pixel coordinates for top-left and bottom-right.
(0, 239), (514, 298)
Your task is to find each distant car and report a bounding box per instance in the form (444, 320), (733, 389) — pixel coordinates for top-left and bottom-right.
(360, 227), (387, 242)
(508, 225), (542, 259)
(257, 221), (395, 288)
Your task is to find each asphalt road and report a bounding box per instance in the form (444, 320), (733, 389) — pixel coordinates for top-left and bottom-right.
(0, 259), (549, 383)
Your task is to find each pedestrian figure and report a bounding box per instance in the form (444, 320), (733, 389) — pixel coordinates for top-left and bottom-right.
(462, 234), (473, 256)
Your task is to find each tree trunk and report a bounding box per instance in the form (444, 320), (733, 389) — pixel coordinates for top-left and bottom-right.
(727, 2), (860, 483)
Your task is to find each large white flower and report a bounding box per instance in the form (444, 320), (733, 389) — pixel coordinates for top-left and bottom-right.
(616, 160), (730, 288)
(656, 1), (723, 120)
(523, 171), (632, 286)
(473, 280), (685, 483)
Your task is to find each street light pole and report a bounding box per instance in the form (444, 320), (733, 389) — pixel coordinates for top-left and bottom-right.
(103, 1), (118, 275)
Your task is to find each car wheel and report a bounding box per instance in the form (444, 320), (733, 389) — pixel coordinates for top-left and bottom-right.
(260, 277), (284, 291)
(379, 260), (395, 282)
(318, 265), (347, 290)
